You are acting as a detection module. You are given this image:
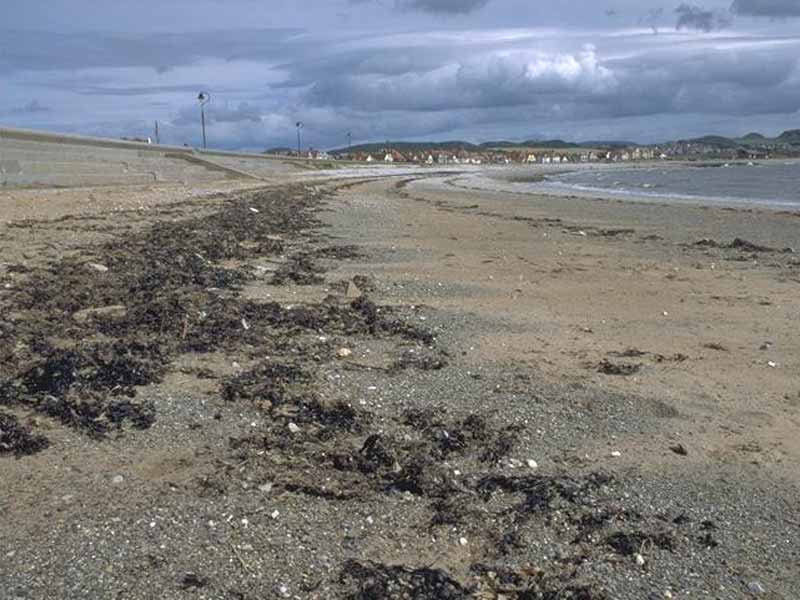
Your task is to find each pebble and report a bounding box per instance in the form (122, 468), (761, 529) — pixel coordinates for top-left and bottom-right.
(459, 537), (468, 546)
(86, 262), (109, 273)
(337, 347), (353, 358)
(271, 510), (280, 519)
(527, 459), (539, 469)
(747, 581), (766, 595)
(111, 475), (124, 485)
(635, 553), (645, 566)
(258, 482), (273, 493)
(288, 422), (300, 434)
(610, 451), (622, 458)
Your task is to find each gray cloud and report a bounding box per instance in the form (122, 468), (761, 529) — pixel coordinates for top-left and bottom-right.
(730, 0), (800, 17)
(396, 0), (490, 13)
(675, 4), (731, 31)
(173, 101), (262, 126)
(639, 8), (665, 34)
(0, 28), (302, 75)
(9, 100), (51, 114)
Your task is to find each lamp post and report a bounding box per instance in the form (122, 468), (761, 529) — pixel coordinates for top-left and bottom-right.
(296, 121), (303, 158)
(347, 131), (352, 149)
(197, 92), (210, 149)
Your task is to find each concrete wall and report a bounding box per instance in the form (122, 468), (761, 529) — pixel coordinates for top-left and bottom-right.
(0, 127), (299, 188)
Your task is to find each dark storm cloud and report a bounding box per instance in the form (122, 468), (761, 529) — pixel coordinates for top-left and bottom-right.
(295, 39), (800, 122)
(675, 4), (731, 31)
(0, 29), (302, 74)
(730, 0), (800, 17)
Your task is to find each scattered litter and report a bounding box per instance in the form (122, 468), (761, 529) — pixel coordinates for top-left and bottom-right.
(669, 444), (688, 456)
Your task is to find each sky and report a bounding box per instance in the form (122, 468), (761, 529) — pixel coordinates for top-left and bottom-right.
(2, 0), (800, 150)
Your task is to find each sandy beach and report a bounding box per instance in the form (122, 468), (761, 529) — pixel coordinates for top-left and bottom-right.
(1, 170), (799, 599)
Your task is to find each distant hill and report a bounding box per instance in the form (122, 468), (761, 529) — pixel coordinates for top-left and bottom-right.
(321, 129), (800, 156)
(684, 135), (739, 148)
(265, 147), (294, 154)
(579, 140), (636, 149)
(331, 140), (481, 155)
(777, 129), (800, 143)
(333, 138), (636, 154)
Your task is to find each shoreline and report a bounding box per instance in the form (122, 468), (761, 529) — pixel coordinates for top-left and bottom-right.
(472, 159), (800, 211)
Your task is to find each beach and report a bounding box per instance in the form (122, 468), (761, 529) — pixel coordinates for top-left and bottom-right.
(1, 170), (799, 599)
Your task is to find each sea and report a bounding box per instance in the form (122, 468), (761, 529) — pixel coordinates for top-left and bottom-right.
(482, 161), (800, 210)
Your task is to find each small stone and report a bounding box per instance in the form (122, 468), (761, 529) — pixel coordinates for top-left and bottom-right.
(767, 361), (778, 368)
(635, 553), (645, 566)
(459, 537), (468, 546)
(241, 318), (250, 331)
(258, 482), (273, 493)
(249, 207), (260, 213)
(346, 281), (362, 299)
(337, 348), (353, 359)
(271, 510), (280, 519)
(610, 451), (622, 458)
(664, 592), (673, 599)
(366, 516), (374, 525)
(287, 422), (300, 434)
(111, 475), (124, 485)
(747, 581), (766, 595)
(86, 262), (109, 273)
(527, 459), (539, 469)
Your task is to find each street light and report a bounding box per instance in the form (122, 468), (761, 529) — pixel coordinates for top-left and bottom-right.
(347, 131), (352, 149)
(197, 92), (210, 149)
(296, 121), (303, 157)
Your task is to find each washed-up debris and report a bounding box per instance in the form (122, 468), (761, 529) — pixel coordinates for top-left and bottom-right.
(670, 444), (688, 456)
(597, 360), (642, 376)
(339, 560), (470, 599)
(0, 411), (49, 456)
(178, 573), (209, 590)
(694, 238), (793, 254)
(703, 342), (729, 352)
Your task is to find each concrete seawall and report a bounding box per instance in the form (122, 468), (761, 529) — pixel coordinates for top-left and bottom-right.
(0, 127), (300, 188)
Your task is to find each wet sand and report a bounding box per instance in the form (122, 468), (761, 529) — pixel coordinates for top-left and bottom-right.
(1, 171), (799, 599)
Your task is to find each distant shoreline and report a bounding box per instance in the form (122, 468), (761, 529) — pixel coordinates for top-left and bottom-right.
(451, 159), (800, 211)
